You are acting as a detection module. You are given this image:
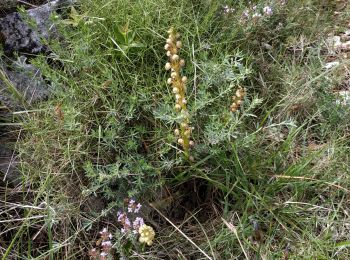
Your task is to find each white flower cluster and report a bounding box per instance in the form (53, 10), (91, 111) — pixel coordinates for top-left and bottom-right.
(240, 1), (287, 22)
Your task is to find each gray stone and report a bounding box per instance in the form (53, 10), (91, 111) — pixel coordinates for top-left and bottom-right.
(0, 56), (50, 107)
(0, 0), (72, 56)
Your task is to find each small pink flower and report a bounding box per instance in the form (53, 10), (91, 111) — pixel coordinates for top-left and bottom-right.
(263, 6), (273, 16)
(133, 217), (145, 231)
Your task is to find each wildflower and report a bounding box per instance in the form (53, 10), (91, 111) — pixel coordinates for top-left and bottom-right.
(99, 227), (112, 241)
(263, 6), (273, 16)
(165, 28), (194, 158)
(91, 227), (113, 259)
(252, 13), (262, 20)
(101, 241), (112, 247)
(89, 248), (98, 258)
(133, 217), (145, 234)
(100, 252), (108, 257)
(242, 9), (249, 18)
(139, 224), (156, 246)
(134, 203), (142, 213)
(223, 5), (235, 14)
(127, 199), (142, 213)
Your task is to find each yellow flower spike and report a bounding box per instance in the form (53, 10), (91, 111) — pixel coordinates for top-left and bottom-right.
(165, 28), (193, 158)
(138, 225), (155, 246)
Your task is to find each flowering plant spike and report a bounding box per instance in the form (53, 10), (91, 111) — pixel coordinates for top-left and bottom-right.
(165, 28), (194, 158)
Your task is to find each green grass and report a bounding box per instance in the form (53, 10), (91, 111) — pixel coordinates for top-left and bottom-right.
(1, 0), (350, 259)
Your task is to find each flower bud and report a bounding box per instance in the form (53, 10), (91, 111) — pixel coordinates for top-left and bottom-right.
(176, 33), (180, 38)
(174, 129), (180, 136)
(181, 122), (188, 128)
(189, 156), (194, 162)
(172, 54), (179, 61)
(165, 62), (171, 70)
(167, 78), (172, 85)
(182, 76), (188, 83)
(172, 87), (179, 94)
(166, 51), (171, 57)
(178, 138), (184, 145)
(175, 104), (181, 111)
(175, 94), (181, 100)
(179, 59), (185, 67)
(176, 41), (182, 48)
(184, 130), (191, 137)
(164, 44), (170, 50)
(171, 72), (177, 78)
(189, 140), (195, 147)
(236, 100), (242, 105)
(182, 98), (187, 104)
(166, 38), (172, 44)
(236, 89), (244, 98)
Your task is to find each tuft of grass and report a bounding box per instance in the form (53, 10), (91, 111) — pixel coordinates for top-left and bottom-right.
(1, 0), (350, 259)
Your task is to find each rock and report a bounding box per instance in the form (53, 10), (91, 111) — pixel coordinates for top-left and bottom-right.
(0, 0), (72, 56)
(0, 56), (50, 107)
(0, 12), (48, 56)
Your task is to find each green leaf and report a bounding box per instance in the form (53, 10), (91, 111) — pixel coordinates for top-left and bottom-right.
(335, 241), (350, 247)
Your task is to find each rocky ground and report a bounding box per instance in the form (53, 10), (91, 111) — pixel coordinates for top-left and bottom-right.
(0, 0), (71, 187)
